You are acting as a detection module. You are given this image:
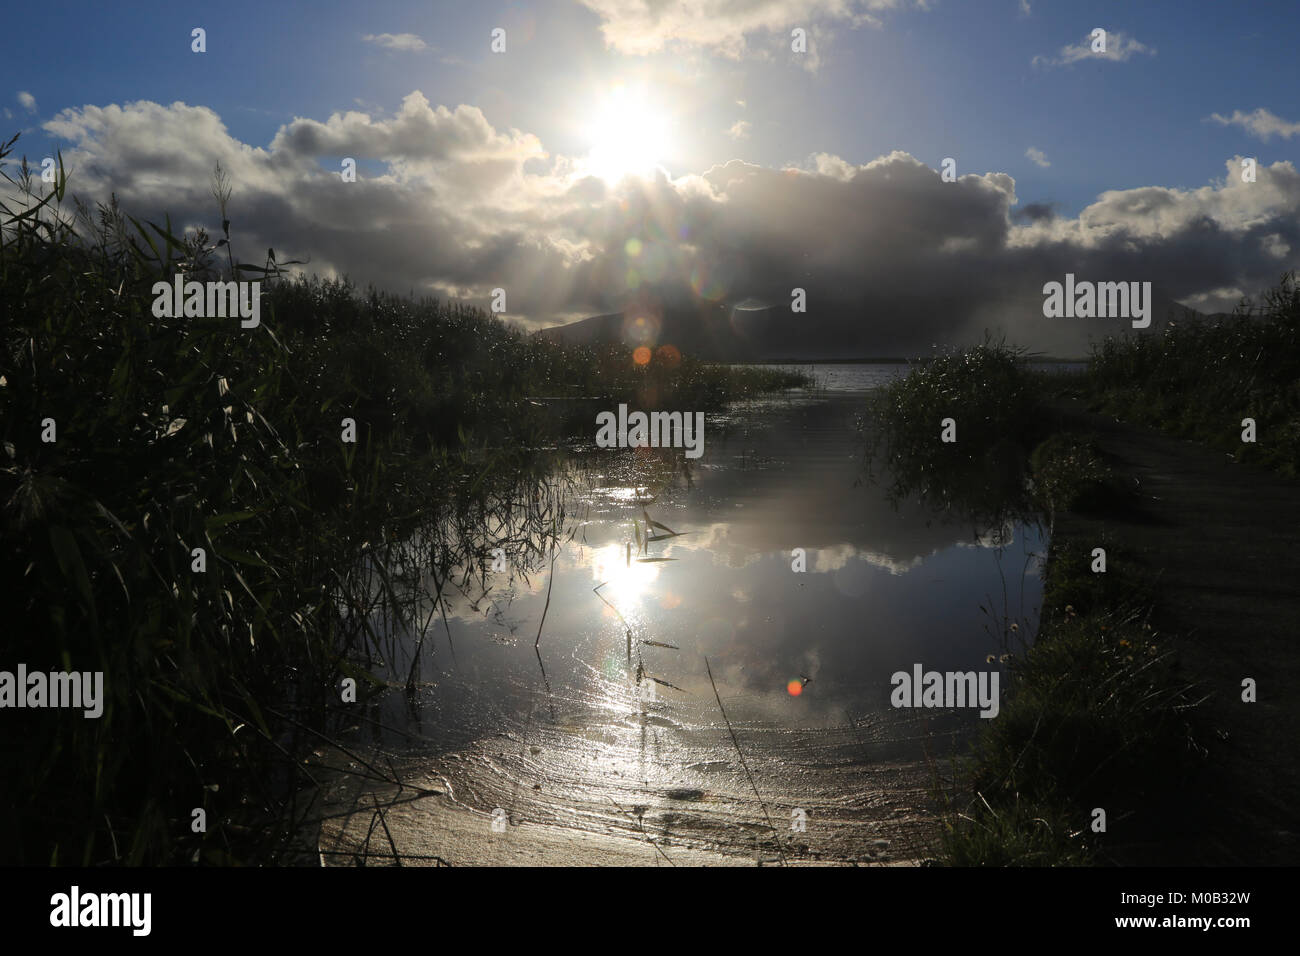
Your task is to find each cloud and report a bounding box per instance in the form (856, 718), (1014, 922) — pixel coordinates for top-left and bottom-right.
(362, 33), (428, 52)
(576, 0), (925, 57)
(1012, 201), (1057, 224)
(813, 544), (921, 576)
(268, 91), (542, 167)
(1033, 29), (1155, 68)
(1025, 146), (1050, 168)
(17, 91), (37, 113)
(36, 96), (568, 313)
(793, 25), (825, 72)
(1018, 0), (1031, 15)
(1206, 108), (1300, 141)
(26, 95), (1300, 355)
(726, 119), (752, 140)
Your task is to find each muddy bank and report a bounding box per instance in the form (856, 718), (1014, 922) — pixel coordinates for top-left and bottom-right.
(315, 690), (963, 866)
(1046, 398), (1300, 864)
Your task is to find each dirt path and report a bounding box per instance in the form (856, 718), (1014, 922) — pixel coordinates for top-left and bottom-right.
(1048, 399), (1300, 864)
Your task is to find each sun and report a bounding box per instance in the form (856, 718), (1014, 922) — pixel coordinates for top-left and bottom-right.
(591, 541), (661, 615)
(582, 84), (674, 183)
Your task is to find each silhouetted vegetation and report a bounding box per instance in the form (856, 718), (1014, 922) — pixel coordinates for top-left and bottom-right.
(0, 133), (805, 865)
(863, 331), (1227, 866)
(1089, 272), (1300, 478)
(940, 534), (1205, 866)
(861, 336), (1049, 529)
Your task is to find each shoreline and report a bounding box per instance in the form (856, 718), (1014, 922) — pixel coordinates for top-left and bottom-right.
(1039, 398), (1300, 864)
(940, 390), (1299, 864)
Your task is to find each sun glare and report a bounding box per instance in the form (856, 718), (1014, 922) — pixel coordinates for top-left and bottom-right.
(591, 541), (661, 614)
(582, 84), (673, 183)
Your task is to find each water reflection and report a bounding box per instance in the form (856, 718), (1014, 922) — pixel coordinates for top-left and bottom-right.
(322, 364), (1048, 864)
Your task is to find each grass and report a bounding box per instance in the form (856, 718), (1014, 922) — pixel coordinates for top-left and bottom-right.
(861, 335), (1050, 526)
(1087, 271), (1300, 478)
(940, 535), (1207, 866)
(1028, 432), (1137, 521)
(918, 430), (1208, 866)
(862, 331), (1216, 866)
(0, 132), (805, 865)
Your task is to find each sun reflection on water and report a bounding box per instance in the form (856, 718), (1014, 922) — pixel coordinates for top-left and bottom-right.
(590, 541), (662, 616)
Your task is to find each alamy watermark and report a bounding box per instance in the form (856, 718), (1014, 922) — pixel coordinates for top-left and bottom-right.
(151, 276), (261, 328)
(50, 886), (150, 936)
(890, 664), (1000, 718)
(595, 404), (705, 459)
(1042, 273), (1152, 329)
(0, 665), (103, 718)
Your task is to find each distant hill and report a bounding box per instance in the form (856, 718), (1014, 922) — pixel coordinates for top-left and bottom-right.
(535, 301), (750, 359)
(533, 292), (918, 360)
(534, 282), (1210, 362)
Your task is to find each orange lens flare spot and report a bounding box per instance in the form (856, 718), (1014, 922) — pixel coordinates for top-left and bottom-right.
(633, 346), (652, 366)
(655, 344), (682, 368)
(786, 680), (803, 697)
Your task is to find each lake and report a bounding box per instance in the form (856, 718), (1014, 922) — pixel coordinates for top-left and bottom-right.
(318, 363), (1050, 865)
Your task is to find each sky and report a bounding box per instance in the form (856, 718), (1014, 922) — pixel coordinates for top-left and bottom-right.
(4, 0), (1299, 354)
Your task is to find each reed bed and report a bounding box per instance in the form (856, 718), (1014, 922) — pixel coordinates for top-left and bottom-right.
(1088, 272), (1300, 477)
(0, 133), (803, 864)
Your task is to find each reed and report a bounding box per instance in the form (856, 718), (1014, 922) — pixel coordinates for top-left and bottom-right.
(1088, 272), (1300, 477)
(0, 132), (802, 865)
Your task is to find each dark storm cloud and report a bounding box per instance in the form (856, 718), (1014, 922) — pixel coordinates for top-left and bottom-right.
(1012, 202), (1057, 224)
(27, 96), (1300, 353)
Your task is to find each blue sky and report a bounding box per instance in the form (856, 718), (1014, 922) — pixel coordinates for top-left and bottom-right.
(5, 1), (1299, 353)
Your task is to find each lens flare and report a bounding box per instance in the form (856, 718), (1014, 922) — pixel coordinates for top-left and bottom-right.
(621, 301), (662, 348)
(655, 344), (682, 368)
(689, 262), (726, 301)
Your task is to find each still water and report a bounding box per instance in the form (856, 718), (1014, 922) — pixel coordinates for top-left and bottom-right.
(320, 364), (1048, 865)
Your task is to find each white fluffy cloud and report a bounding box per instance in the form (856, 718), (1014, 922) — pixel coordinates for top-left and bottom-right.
(26, 94), (1300, 352)
(362, 33), (428, 52)
(1207, 107), (1300, 141)
(576, 0), (924, 57)
(269, 91), (543, 168)
(17, 91), (37, 113)
(1025, 146), (1049, 168)
(1033, 29), (1155, 68)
